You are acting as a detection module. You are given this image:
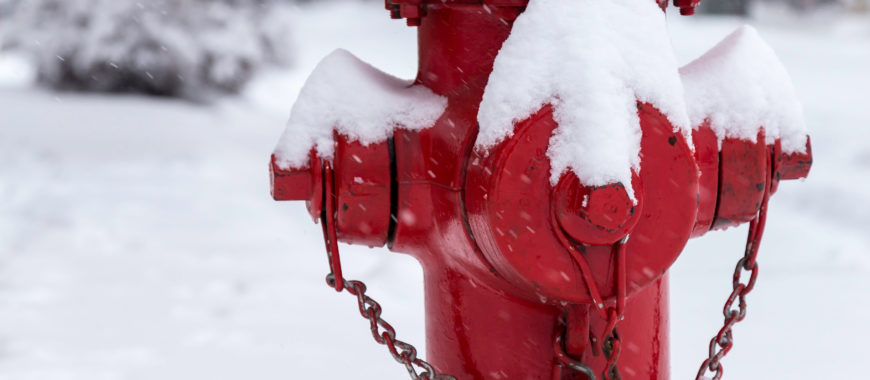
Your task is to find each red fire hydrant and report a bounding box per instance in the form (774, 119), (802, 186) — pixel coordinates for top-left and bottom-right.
(270, 1), (812, 379)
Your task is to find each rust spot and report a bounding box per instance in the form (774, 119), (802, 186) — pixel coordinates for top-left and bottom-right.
(712, 217), (733, 229)
(668, 136), (677, 146)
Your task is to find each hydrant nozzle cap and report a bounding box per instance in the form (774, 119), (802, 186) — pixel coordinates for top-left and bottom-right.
(270, 154), (314, 202)
(777, 137), (812, 181)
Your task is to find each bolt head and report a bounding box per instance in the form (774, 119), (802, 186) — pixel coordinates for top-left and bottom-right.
(553, 172), (642, 245)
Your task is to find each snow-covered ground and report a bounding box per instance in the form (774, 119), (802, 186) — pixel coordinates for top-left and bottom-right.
(1, 2), (868, 379)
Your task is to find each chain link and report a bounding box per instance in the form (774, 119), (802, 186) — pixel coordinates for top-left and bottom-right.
(326, 274), (456, 380)
(553, 328), (597, 379)
(602, 310), (623, 380)
(695, 152), (772, 380)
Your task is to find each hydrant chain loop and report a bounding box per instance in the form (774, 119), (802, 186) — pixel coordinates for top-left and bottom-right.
(318, 162), (456, 380)
(697, 358), (724, 380)
(733, 257), (759, 298)
(602, 323), (622, 380)
(553, 330), (597, 380)
(722, 284), (747, 321)
(602, 237), (628, 380)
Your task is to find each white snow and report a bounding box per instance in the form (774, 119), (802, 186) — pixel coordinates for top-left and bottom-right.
(476, 0), (690, 198)
(680, 25), (809, 153)
(272, 49), (446, 169)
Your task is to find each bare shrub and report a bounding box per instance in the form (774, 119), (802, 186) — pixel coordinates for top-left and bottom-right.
(1, 0), (296, 99)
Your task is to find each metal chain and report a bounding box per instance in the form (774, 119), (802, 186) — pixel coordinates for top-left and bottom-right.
(553, 327), (597, 379)
(325, 274), (456, 380)
(602, 312), (623, 380)
(602, 237), (628, 380)
(319, 162), (456, 380)
(695, 153), (772, 380)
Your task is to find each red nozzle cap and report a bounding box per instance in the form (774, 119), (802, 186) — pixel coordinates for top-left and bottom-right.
(778, 137), (813, 181)
(270, 154), (314, 201)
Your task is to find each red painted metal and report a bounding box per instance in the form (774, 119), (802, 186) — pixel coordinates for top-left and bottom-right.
(269, 2), (812, 379)
(553, 172), (642, 246)
(773, 137), (813, 193)
(332, 133), (392, 247)
(712, 131), (769, 230)
(270, 153), (313, 202)
(690, 123), (719, 237)
(271, 150), (322, 221)
(690, 128), (814, 234)
(322, 161), (344, 291)
(465, 103), (699, 305)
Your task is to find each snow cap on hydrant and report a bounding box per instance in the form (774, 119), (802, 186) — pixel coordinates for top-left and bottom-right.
(270, 1), (812, 379)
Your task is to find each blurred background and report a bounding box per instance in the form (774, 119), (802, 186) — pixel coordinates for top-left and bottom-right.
(0, 0), (867, 379)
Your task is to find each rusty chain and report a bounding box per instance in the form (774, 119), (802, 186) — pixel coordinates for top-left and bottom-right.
(602, 236), (628, 380)
(695, 153), (772, 380)
(554, 328), (597, 379)
(325, 274), (456, 380)
(319, 162), (456, 380)
(602, 314), (623, 380)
